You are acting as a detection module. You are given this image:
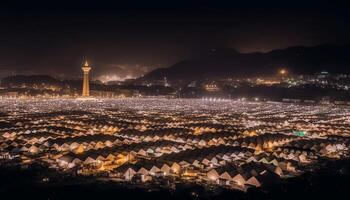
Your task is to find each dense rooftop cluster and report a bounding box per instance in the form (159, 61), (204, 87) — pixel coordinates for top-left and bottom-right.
(0, 99), (349, 191)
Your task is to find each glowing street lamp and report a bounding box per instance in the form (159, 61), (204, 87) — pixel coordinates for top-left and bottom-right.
(279, 69), (287, 76)
(279, 69), (287, 81)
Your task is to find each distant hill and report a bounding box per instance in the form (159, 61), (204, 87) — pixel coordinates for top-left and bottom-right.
(141, 44), (350, 80)
(0, 75), (104, 90)
(1, 75), (62, 86)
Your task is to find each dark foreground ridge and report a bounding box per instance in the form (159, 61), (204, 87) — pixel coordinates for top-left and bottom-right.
(0, 159), (349, 200)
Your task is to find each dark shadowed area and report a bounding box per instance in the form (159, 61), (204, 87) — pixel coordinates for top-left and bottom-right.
(0, 1), (349, 81)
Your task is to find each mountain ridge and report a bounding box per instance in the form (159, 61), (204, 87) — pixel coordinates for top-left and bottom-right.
(141, 44), (350, 80)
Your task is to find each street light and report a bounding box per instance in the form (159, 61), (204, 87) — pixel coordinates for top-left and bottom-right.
(279, 69), (287, 81)
(280, 69), (287, 75)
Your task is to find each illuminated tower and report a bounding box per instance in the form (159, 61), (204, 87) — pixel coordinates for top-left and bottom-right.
(81, 61), (92, 97)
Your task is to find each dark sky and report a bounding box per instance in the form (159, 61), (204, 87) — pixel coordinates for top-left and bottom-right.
(0, 0), (349, 81)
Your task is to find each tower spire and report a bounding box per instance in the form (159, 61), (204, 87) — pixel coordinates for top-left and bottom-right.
(81, 61), (92, 97)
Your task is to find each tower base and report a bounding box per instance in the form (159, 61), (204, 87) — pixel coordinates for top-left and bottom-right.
(75, 96), (97, 101)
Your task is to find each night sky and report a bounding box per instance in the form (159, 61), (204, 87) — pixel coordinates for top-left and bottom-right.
(0, 1), (349, 81)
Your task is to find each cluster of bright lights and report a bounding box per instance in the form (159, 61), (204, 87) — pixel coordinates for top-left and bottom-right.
(0, 98), (349, 191)
(201, 97), (231, 102)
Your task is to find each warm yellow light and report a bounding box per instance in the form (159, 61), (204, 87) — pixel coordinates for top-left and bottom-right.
(280, 69), (287, 75)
